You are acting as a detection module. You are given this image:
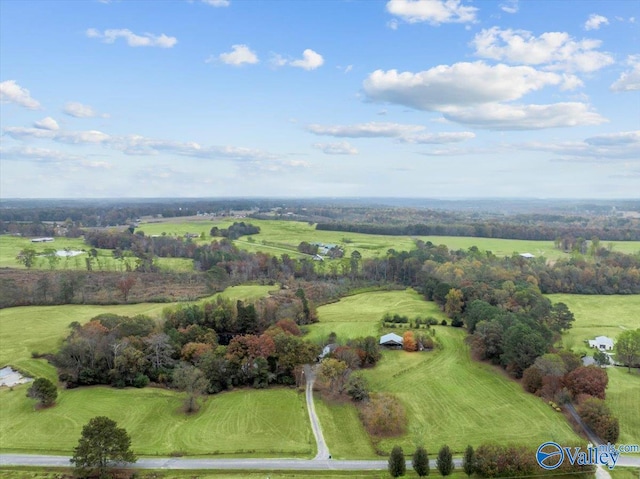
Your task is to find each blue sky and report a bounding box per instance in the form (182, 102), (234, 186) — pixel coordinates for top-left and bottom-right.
(1, 0), (639, 199)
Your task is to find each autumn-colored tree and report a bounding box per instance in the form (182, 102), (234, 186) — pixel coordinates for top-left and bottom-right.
(577, 397), (619, 443)
(117, 275), (136, 302)
(565, 365), (608, 399)
(444, 288), (464, 319)
(318, 358), (348, 395)
(403, 331), (417, 352)
(521, 366), (543, 394)
(360, 393), (407, 437)
(274, 319), (301, 336)
(181, 342), (214, 363)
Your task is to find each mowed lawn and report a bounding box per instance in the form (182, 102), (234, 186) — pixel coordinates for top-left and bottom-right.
(305, 289), (442, 344)
(606, 366), (640, 446)
(0, 284), (274, 381)
(309, 290), (581, 456)
(361, 327), (581, 454)
(0, 385), (312, 457)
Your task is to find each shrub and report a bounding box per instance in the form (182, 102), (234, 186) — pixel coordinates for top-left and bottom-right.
(360, 393), (407, 437)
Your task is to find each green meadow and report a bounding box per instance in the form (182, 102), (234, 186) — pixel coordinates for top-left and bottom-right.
(0, 385), (312, 457)
(311, 290), (582, 456)
(305, 288), (441, 344)
(0, 284), (274, 381)
(547, 294), (640, 354)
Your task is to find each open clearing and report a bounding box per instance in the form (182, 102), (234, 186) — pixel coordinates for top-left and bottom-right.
(546, 294), (640, 354)
(0, 386), (312, 457)
(310, 290), (581, 456)
(305, 288), (442, 344)
(0, 284), (273, 382)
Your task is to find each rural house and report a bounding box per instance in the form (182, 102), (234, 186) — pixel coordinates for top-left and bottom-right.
(588, 336), (614, 351)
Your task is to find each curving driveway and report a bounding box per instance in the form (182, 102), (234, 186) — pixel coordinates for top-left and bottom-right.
(304, 364), (331, 460)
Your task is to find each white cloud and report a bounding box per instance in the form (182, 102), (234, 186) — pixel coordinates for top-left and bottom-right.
(611, 55), (640, 92)
(313, 141), (358, 155)
(386, 0), (477, 25)
(364, 62), (570, 111)
(33, 117), (60, 131)
(471, 27), (614, 73)
(219, 44), (259, 66)
(86, 28), (177, 48)
(524, 131), (640, 161)
(307, 122), (425, 138)
(585, 14), (609, 31)
(444, 102), (607, 130)
(0, 146), (83, 163)
(290, 49), (324, 70)
(4, 126), (109, 145)
(400, 131), (476, 143)
(0, 80), (41, 109)
(201, 0), (230, 6)
(63, 101), (106, 118)
(500, 0), (518, 14)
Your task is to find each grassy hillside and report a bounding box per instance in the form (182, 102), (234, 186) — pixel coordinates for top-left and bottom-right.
(547, 294), (640, 354)
(310, 290), (582, 456)
(361, 327), (581, 454)
(0, 385), (312, 457)
(0, 284), (274, 381)
(306, 288), (441, 344)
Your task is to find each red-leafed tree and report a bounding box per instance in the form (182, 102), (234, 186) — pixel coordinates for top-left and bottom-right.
(565, 365), (608, 399)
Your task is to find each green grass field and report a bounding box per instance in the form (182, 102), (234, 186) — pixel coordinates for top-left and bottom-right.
(361, 327), (581, 455)
(305, 289), (442, 344)
(546, 294), (640, 354)
(310, 290), (582, 456)
(606, 366), (640, 446)
(0, 385), (312, 457)
(0, 284), (274, 381)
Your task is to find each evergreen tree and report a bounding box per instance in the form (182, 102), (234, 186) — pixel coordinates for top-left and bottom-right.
(413, 446), (430, 477)
(437, 444), (454, 476)
(463, 445), (475, 478)
(388, 445), (406, 477)
(71, 416), (136, 478)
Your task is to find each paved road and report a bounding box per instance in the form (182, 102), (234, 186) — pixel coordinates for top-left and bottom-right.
(0, 454), (471, 470)
(304, 364), (330, 460)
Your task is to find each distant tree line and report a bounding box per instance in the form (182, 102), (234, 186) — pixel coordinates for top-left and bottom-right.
(316, 221), (640, 241)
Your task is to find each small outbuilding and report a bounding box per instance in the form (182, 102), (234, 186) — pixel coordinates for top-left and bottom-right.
(380, 333), (404, 347)
(588, 336), (614, 351)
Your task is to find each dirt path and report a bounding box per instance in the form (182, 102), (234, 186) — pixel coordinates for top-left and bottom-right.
(304, 364), (331, 460)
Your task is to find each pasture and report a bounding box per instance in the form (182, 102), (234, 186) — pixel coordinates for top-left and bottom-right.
(310, 290), (582, 455)
(360, 327), (581, 454)
(0, 385), (312, 457)
(0, 284), (274, 381)
(606, 366), (640, 446)
(305, 289), (442, 344)
(547, 294), (640, 354)
(139, 218), (640, 261)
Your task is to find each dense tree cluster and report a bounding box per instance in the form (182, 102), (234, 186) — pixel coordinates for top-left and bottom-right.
(54, 290), (321, 393)
(209, 222), (260, 239)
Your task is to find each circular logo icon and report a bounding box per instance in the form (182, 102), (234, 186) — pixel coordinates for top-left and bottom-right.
(536, 442), (564, 470)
